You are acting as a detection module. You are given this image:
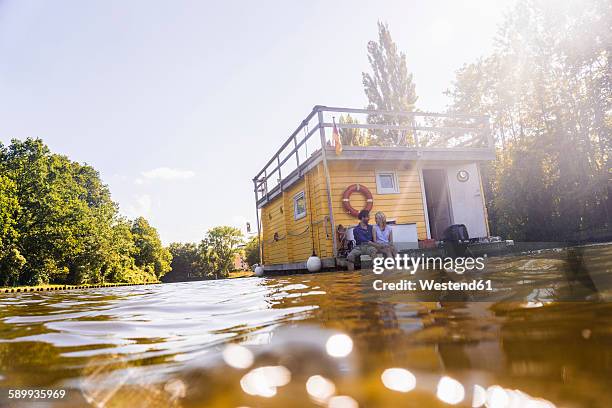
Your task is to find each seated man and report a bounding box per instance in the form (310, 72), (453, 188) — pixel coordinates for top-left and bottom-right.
(346, 210), (379, 271)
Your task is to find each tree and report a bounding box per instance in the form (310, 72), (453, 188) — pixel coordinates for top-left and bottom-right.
(198, 226), (243, 279)
(0, 138), (172, 286)
(243, 235), (260, 267)
(362, 22), (418, 146)
(445, 0), (610, 241)
(131, 217), (172, 278)
(338, 114), (370, 146)
(0, 173), (23, 286)
(0, 139), (119, 284)
(164, 242), (204, 282)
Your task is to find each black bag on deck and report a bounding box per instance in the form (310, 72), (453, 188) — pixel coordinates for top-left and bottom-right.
(443, 224), (469, 258)
(442, 224), (469, 242)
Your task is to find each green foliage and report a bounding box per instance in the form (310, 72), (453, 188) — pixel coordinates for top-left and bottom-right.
(338, 115), (370, 146)
(163, 227), (246, 281)
(120, 268), (160, 284)
(0, 138), (168, 286)
(0, 174), (22, 286)
(163, 242), (204, 282)
(362, 21), (417, 146)
(131, 217), (172, 278)
(243, 235), (260, 267)
(446, 0), (610, 241)
(198, 226), (243, 279)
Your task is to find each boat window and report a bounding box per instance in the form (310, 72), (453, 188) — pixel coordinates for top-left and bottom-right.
(293, 191), (307, 220)
(376, 171), (400, 194)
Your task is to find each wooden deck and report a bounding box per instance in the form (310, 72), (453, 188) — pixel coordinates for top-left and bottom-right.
(261, 241), (513, 275)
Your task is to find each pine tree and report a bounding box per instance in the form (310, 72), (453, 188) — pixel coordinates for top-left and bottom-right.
(339, 114), (369, 146)
(362, 22), (417, 146)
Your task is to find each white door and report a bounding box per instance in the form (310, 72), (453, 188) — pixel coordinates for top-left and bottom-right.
(445, 163), (488, 238)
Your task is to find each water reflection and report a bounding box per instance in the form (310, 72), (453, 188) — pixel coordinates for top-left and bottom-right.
(0, 244), (610, 407)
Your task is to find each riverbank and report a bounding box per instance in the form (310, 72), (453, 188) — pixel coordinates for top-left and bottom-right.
(229, 270), (254, 279)
(0, 282), (162, 294)
(1, 270), (254, 294)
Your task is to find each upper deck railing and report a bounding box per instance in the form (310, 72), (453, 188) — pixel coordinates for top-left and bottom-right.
(253, 105), (492, 207)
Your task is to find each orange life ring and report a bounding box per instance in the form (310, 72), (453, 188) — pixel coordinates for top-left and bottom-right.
(342, 184), (373, 218)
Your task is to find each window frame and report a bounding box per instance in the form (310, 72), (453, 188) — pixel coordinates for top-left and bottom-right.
(375, 170), (400, 194)
(293, 190), (307, 220)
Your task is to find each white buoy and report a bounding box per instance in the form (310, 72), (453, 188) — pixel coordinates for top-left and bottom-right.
(306, 256), (322, 272)
(254, 265), (265, 277)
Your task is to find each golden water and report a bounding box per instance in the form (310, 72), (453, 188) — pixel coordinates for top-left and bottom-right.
(0, 245), (611, 407)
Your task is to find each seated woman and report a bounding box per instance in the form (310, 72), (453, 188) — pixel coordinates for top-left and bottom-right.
(373, 211), (397, 258)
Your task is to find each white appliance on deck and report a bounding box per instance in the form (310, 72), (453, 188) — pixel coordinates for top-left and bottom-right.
(346, 223), (418, 251)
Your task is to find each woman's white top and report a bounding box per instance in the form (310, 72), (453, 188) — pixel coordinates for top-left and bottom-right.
(375, 224), (392, 243)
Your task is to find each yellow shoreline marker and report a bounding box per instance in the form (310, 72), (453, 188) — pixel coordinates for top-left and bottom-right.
(1, 281), (161, 294)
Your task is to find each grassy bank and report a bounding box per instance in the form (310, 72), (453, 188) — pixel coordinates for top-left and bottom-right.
(1, 282), (161, 294)
(228, 270), (254, 279)
(2, 272), (254, 293)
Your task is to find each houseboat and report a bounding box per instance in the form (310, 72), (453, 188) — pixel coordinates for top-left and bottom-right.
(252, 106), (496, 273)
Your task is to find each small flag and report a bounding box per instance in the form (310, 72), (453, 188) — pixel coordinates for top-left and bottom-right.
(332, 117), (342, 155)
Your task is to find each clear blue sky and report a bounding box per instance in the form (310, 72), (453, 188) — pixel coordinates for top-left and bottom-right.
(0, 0), (515, 244)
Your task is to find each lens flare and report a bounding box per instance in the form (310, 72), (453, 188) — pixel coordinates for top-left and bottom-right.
(381, 368), (416, 392)
(485, 385), (556, 408)
(222, 344), (254, 369)
(436, 376), (465, 405)
(326, 334), (353, 358)
(472, 384), (486, 407)
(163, 378), (186, 400)
(306, 375), (336, 403)
(486, 385), (509, 408)
(328, 395), (359, 408)
(240, 365), (291, 398)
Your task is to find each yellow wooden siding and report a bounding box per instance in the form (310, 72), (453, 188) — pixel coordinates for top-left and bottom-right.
(310, 163), (334, 259)
(328, 161), (428, 240)
(260, 160), (428, 265)
(260, 163), (335, 265)
(282, 180), (312, 263)
(261, 195), (288, 265)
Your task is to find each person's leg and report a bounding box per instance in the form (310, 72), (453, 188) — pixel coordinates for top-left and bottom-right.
(363, 244), (379, 258)
(346, 246), (362, 271)
(370, 242), (386, 256)
(381, 244), (393, 258)
(370, 242), (383, 250)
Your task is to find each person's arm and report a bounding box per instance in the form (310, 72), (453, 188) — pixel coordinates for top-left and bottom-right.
(372, 225), (378, 243)
(389, 228), (393, 243)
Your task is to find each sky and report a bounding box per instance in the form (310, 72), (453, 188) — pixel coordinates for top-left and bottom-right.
(0, 0), (516, 244)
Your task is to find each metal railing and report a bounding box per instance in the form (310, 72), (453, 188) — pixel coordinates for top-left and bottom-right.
(252, 105), (491, 202)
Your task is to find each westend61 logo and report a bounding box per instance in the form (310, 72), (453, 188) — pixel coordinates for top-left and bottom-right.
(371, 255), (494, 292)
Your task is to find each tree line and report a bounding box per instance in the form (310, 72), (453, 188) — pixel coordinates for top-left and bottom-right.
(445, 0), (610, 241)
(0, 139), (256, 287)
(163, 226), (248, 282)
(0, 138), (171, 286)
(347, 0), (610, 242)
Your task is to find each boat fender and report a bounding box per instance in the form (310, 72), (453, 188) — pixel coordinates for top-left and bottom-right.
(254, 265), (265, 277)
(342, 184), (374, 218)
(307, 256), (322, 272)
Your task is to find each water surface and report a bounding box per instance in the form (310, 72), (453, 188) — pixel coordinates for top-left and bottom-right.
(1, 245), (611, 407)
